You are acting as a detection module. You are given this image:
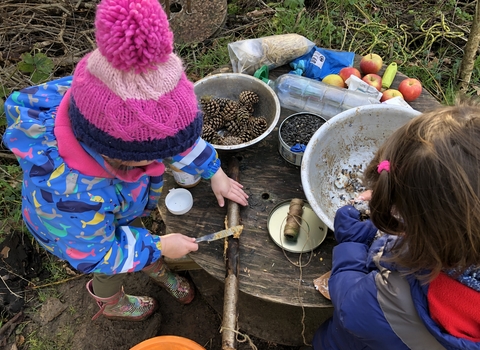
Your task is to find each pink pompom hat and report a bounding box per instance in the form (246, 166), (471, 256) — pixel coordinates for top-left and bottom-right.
(69, 0), (202, 161)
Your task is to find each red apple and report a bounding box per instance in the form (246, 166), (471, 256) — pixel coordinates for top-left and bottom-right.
(339, 67), (361, 83)
(359, 53), (383, 74)
(362, 73), (382, 91)
(322, 74), (346, 88)
(398, 78), (422, 102)
(380, 89), (404, 102)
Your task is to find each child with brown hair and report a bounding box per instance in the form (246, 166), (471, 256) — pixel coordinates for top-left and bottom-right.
(313, 99), (480, 349)
(2, 0), (248, 322)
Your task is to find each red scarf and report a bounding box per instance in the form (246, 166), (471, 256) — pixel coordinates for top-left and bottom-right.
(428, 272), (480, 341)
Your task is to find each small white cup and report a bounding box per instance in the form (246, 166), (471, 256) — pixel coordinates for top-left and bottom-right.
(165, 188), (193, 215)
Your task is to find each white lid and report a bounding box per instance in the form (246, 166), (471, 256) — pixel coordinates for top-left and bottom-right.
(165, 188), (193, 215)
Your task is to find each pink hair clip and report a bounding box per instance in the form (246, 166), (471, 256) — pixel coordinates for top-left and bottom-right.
(377, 160), (390, 174)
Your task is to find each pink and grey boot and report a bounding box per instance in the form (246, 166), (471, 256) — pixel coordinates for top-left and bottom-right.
(143, 258), (195, 304)
(86, 280), (158, 321)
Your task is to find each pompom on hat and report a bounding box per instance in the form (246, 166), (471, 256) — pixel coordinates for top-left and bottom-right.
(69, 0), (202, 161)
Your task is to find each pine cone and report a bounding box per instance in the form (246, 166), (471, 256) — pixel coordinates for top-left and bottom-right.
(224, 119), (245, 136)
(220, 135), (243, 146)
(241, 102), (255, 114)
(239, 90), (259, 105)
(200, 96), (220, 117)
(248, 116), (268, 138)
(239, 129), (255, 143)
(201, 124), (217, 143)
(212, 97), (232, 109)
(204, 114), (224, 130)
(235, 105), (251, 121)
(221, 100), (239, 122)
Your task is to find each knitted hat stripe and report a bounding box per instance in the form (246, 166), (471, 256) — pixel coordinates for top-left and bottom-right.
(69, 97), (203, 161)
(87, 50), (184, 101)
(69, 0), (201, 161)
(95, 0), (173, 74)
(71, 57), (198, 141)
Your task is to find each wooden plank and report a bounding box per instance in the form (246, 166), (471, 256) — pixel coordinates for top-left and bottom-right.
(163, 255), (201, 271)
(159, 107), (335, 307)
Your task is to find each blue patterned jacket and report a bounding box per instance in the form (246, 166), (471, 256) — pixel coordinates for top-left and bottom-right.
(3, 77), (220, 274)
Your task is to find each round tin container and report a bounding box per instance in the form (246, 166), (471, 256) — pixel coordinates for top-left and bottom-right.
(170, 165), (201, 188)
(267, 199), (328, 253)
(278, 112), (327, 166)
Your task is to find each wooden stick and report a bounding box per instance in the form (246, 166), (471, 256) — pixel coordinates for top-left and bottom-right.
(222, 156), (241, 350)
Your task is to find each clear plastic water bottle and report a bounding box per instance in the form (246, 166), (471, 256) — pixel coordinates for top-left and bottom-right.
(260, 73), (381, 119)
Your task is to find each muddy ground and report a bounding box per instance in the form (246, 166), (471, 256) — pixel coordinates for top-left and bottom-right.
(0, 222), (310, 350)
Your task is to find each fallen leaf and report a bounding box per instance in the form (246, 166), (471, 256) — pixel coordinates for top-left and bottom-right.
(313, 270), (332, 300)
(1, 246), (10, 258)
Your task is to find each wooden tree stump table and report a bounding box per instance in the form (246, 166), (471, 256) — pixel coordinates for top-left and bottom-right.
(158, 59), (442, 346)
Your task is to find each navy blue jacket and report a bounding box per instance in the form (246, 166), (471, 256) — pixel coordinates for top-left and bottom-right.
(313, 205), (480, 350)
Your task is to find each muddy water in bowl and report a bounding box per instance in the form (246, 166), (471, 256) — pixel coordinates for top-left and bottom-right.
(301, 105), (421, 231)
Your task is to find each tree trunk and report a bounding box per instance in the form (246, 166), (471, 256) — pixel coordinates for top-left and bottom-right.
(458, 0), (480, 92)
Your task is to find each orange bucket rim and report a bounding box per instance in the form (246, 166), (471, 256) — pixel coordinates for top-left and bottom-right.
(130, 335), (206, 350)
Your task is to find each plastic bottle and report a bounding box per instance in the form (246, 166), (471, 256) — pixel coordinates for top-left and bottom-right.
(170, 165), (201, 188)
(256, 70), (381, 120)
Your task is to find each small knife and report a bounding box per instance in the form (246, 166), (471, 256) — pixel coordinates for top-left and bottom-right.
(195, 225), (244, 243)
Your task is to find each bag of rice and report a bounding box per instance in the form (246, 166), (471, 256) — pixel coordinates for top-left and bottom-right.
(228, 34), (315, 75)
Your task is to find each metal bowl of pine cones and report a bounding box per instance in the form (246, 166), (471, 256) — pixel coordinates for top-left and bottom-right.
(194, 73), (281, 151)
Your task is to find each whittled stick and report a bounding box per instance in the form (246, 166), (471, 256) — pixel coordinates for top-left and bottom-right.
(283, 198), (304, 242)
(222, 156), (241, 350)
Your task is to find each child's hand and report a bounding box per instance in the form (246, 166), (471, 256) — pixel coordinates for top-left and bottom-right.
(355, 190), (372, 202)
(210, 168), (249, 207)
(161, 234), (198, 259)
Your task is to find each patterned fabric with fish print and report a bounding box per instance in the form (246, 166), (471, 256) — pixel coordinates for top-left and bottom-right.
(2, 77), (221, 275)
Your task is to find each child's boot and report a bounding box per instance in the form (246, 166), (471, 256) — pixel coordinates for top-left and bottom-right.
(142, 258), (195, 304)
(86, 280), (158, 321)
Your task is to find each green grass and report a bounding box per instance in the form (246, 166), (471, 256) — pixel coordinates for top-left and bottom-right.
(0, 163), (24, 243)
(25, 328), (74, 350)
(178, 0), (479, 104)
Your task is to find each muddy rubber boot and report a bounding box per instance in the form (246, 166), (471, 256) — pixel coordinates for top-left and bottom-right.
(86, 280), (158, 321)
(143, 258), (195, 304)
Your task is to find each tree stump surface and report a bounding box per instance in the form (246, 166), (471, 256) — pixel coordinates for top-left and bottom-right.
(159, 58), (441, 307)
(160, 0), (227, 44)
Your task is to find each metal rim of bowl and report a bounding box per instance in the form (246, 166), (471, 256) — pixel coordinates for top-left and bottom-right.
(300, 104), (422, 231)
(194, 73), (281, 151)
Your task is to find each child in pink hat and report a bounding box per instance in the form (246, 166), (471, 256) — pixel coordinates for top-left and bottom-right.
(3, 0), (248, 321)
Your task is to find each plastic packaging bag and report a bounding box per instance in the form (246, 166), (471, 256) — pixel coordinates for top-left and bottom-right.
(290, 47), (355, 80)
(228, 34), (315, 75)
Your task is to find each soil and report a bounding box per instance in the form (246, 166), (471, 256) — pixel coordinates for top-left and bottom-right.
(0, 225), (307, 350)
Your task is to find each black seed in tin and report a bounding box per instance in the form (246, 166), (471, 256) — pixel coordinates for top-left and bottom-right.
(280, 114), (326, 147)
